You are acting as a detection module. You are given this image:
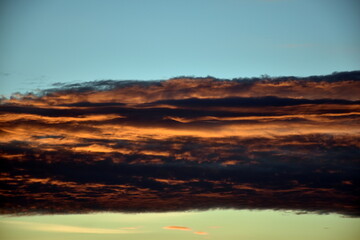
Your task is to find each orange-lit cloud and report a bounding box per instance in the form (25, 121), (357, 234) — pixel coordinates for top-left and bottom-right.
(194, 231), (208, 235)
(163, 226), (191, 231)
(0, 71), (359, 216)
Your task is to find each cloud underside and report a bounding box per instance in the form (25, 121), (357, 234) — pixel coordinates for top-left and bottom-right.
(0, 72), (359, 216)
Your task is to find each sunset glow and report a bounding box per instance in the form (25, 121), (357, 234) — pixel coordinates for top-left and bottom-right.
(1, 73), (359, 216)
(1, 0), (359, 239)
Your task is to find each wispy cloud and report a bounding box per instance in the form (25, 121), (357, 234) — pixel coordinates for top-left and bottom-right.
(163, 226), (209, 235)
(119, 227), (139, 230)
(1, 221), (137, 234)
(163, 226), (191, 231)
(0, 71), (359, 216)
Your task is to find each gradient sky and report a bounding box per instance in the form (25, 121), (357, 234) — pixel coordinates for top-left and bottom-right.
(1, 1), (360, 240)
(1, 210), (360, 240)
(0, 0), (359, 96)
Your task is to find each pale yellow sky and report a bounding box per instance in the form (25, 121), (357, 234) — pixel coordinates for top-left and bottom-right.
(1, 210), (359, 240)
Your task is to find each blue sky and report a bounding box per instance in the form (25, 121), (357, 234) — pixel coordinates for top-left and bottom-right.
(0, 0), (359, 96)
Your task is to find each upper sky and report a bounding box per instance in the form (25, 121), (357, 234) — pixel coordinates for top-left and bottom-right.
(0, 0), (359, 96)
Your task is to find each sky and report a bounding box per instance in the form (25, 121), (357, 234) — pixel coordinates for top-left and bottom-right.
(0, 0), (360, 239)
(0, 0), (360, 96)
(1, 210), (360, 240)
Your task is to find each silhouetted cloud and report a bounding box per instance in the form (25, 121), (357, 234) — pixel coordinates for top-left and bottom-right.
(0, 71), (359, 216)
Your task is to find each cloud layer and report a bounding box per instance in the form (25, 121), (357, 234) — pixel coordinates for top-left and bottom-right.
(0, 71), (359, 216)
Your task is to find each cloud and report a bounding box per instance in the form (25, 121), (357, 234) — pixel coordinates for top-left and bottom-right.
(1, 221), (136, 234)
(163, 226), (191, 231)
(163, 226), (208, 236)
(2, 71), (360, 107)
(0, 71), (359, 216)
(119, 227), (139, 230)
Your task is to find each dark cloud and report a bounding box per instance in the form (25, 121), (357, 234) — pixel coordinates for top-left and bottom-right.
(146, 96), (360, 108)
(0, 71), (359, 216)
